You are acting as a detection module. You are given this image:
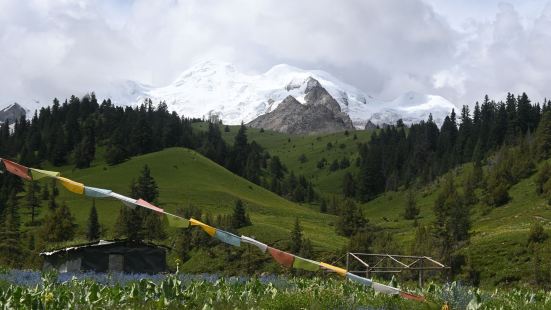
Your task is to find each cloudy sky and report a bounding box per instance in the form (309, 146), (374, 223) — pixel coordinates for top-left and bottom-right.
(1, 0), (550, 110)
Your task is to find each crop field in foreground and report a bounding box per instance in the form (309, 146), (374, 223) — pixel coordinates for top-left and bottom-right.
(1, 270), (550, 309)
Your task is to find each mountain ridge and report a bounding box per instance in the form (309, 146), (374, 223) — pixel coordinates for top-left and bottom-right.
(102, 61), (456, 129)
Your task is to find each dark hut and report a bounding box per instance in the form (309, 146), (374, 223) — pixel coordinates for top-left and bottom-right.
(40, 240), (168, 273)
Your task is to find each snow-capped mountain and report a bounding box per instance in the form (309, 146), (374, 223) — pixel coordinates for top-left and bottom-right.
(103, 61), (456, 128)
(0, 103), (28, 124)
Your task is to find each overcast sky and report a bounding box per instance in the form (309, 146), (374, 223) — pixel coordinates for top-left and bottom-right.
(1, 0), (550, 110)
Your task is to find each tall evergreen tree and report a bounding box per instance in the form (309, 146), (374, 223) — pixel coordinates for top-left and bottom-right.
(404, 190), (419, 220)
(0, 192), (23, 267)
(342, 172), (356, 198)
(228, 123), (249, 175)
(113, 206), (142, 240)
(26, 181), (40, 225)
(290, 218), (303, 254)
(131, 165), (159, 202)
(86, 200), (100, 241)
(74, 119), (96, 168)
(433, 175), (470, 263)
(231, 199), (251, 229)
(115, 165), (165, 241)
(535, 111), (551, 159)
(336, 199), (368, 237)
(41, 202), (76, 242)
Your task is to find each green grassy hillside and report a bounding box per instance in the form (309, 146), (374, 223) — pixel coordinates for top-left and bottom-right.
(194, 123), (372, 195)
(198, 124), (551, 286)
(358, 161), (551, 287)
(32, 148), (346, 252)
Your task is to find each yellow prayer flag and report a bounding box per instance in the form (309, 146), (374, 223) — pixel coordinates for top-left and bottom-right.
(320, 262), (347, 276)
(56, 177), (85, 195)
(189, 218), (216, 236)
(30, 168), (60, 180)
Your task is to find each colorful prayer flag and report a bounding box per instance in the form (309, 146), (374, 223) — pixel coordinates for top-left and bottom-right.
(399, 291), (425, 302)
(1, 159), (31, 180)
(109, 192), (138, 208)
(167, 215), (190, 228)
(30, 168), (60, 180)
(346, 272), (373, 287)
(293, 256), (320, 271)
(215, 229), (241, 247)
(320, 262), (347, 276)
(372, 282), (400, 295)
(136, 199), (164, 214)
(57, 177), (84, 194)
(268, 247), (294, 268)
(190, 218), (216, 236)
(240, 236), (268, 253)
(84, 186), (112, 198)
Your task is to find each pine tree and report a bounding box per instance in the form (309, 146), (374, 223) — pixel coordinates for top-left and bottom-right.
(26, 181), (40, 225)
(41, 185), (50, 201)
(132, 165), (159, 202)
(336, 199), (368, 237)
(433, 175), (469, 263)
(113, 207), (143, 240)
(105, 129), (129, 165)
(143, 212), (166, 241)
(116, 165), (164, 240)
(299, 238), (313, 259)
(41, 202), (76, 242)
(320, 199), (328, 213)
(231, 199), (251, 229)
(342, 172), (356, 198)
(403, 190), (419, 220)
(536, 111), (551, 159)
(228, 123), (249, 175)
(536, 162), (551, 195)
(0, 192), (23, 267)
(410, 225), (434, 256)
(86, 200), (100, 241)
(348, 230), (373, 253)
(48, 193), (58, 211)
(290, 218), (303, 254)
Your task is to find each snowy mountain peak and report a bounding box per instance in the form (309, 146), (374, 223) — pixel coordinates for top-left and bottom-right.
(0, 102), (28, 124)
(107, 61), (457, 129)
(175, 60), (237, 80)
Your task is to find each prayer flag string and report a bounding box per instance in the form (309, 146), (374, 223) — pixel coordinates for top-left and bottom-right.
(0, 157), (424, 302)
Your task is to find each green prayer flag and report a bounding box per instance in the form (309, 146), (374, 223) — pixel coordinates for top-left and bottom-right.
(293, 256), (320, 271)
(167, 216), (190, 228)
(30, 168), (60, 180)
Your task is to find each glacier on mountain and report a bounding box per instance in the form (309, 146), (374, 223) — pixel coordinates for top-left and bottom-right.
(101, 61), (456, 128)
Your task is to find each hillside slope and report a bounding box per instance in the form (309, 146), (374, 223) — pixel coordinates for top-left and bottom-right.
(42, 147), (346, 251)
(214, 124), (551, 286)
(195, 123), (371, 195)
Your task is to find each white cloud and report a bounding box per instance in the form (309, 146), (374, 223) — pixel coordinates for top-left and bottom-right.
(0, 0), (550, 111)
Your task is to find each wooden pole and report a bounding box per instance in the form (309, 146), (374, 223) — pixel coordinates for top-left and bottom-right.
(418, 259), (424, 287)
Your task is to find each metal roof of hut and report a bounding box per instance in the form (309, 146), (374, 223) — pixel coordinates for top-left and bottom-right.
(40, 240), (169, 274)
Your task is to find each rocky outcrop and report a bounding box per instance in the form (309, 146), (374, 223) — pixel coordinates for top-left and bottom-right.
(364, 120), (378, 130)
(248, 90), (354, 135)
(0, 103), (27, 124)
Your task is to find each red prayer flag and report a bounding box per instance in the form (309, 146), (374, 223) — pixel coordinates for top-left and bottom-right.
(1, 159), (31, 180)
(136, 199), (164, 214)
(400, 291), (425, 302)
(268, 247), (294, 268)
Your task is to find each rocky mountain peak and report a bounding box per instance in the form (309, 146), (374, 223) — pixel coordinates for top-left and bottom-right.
(0, 103), (27, 124)
(248, 81), (354, 134)
(279, 95), (302, 108)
